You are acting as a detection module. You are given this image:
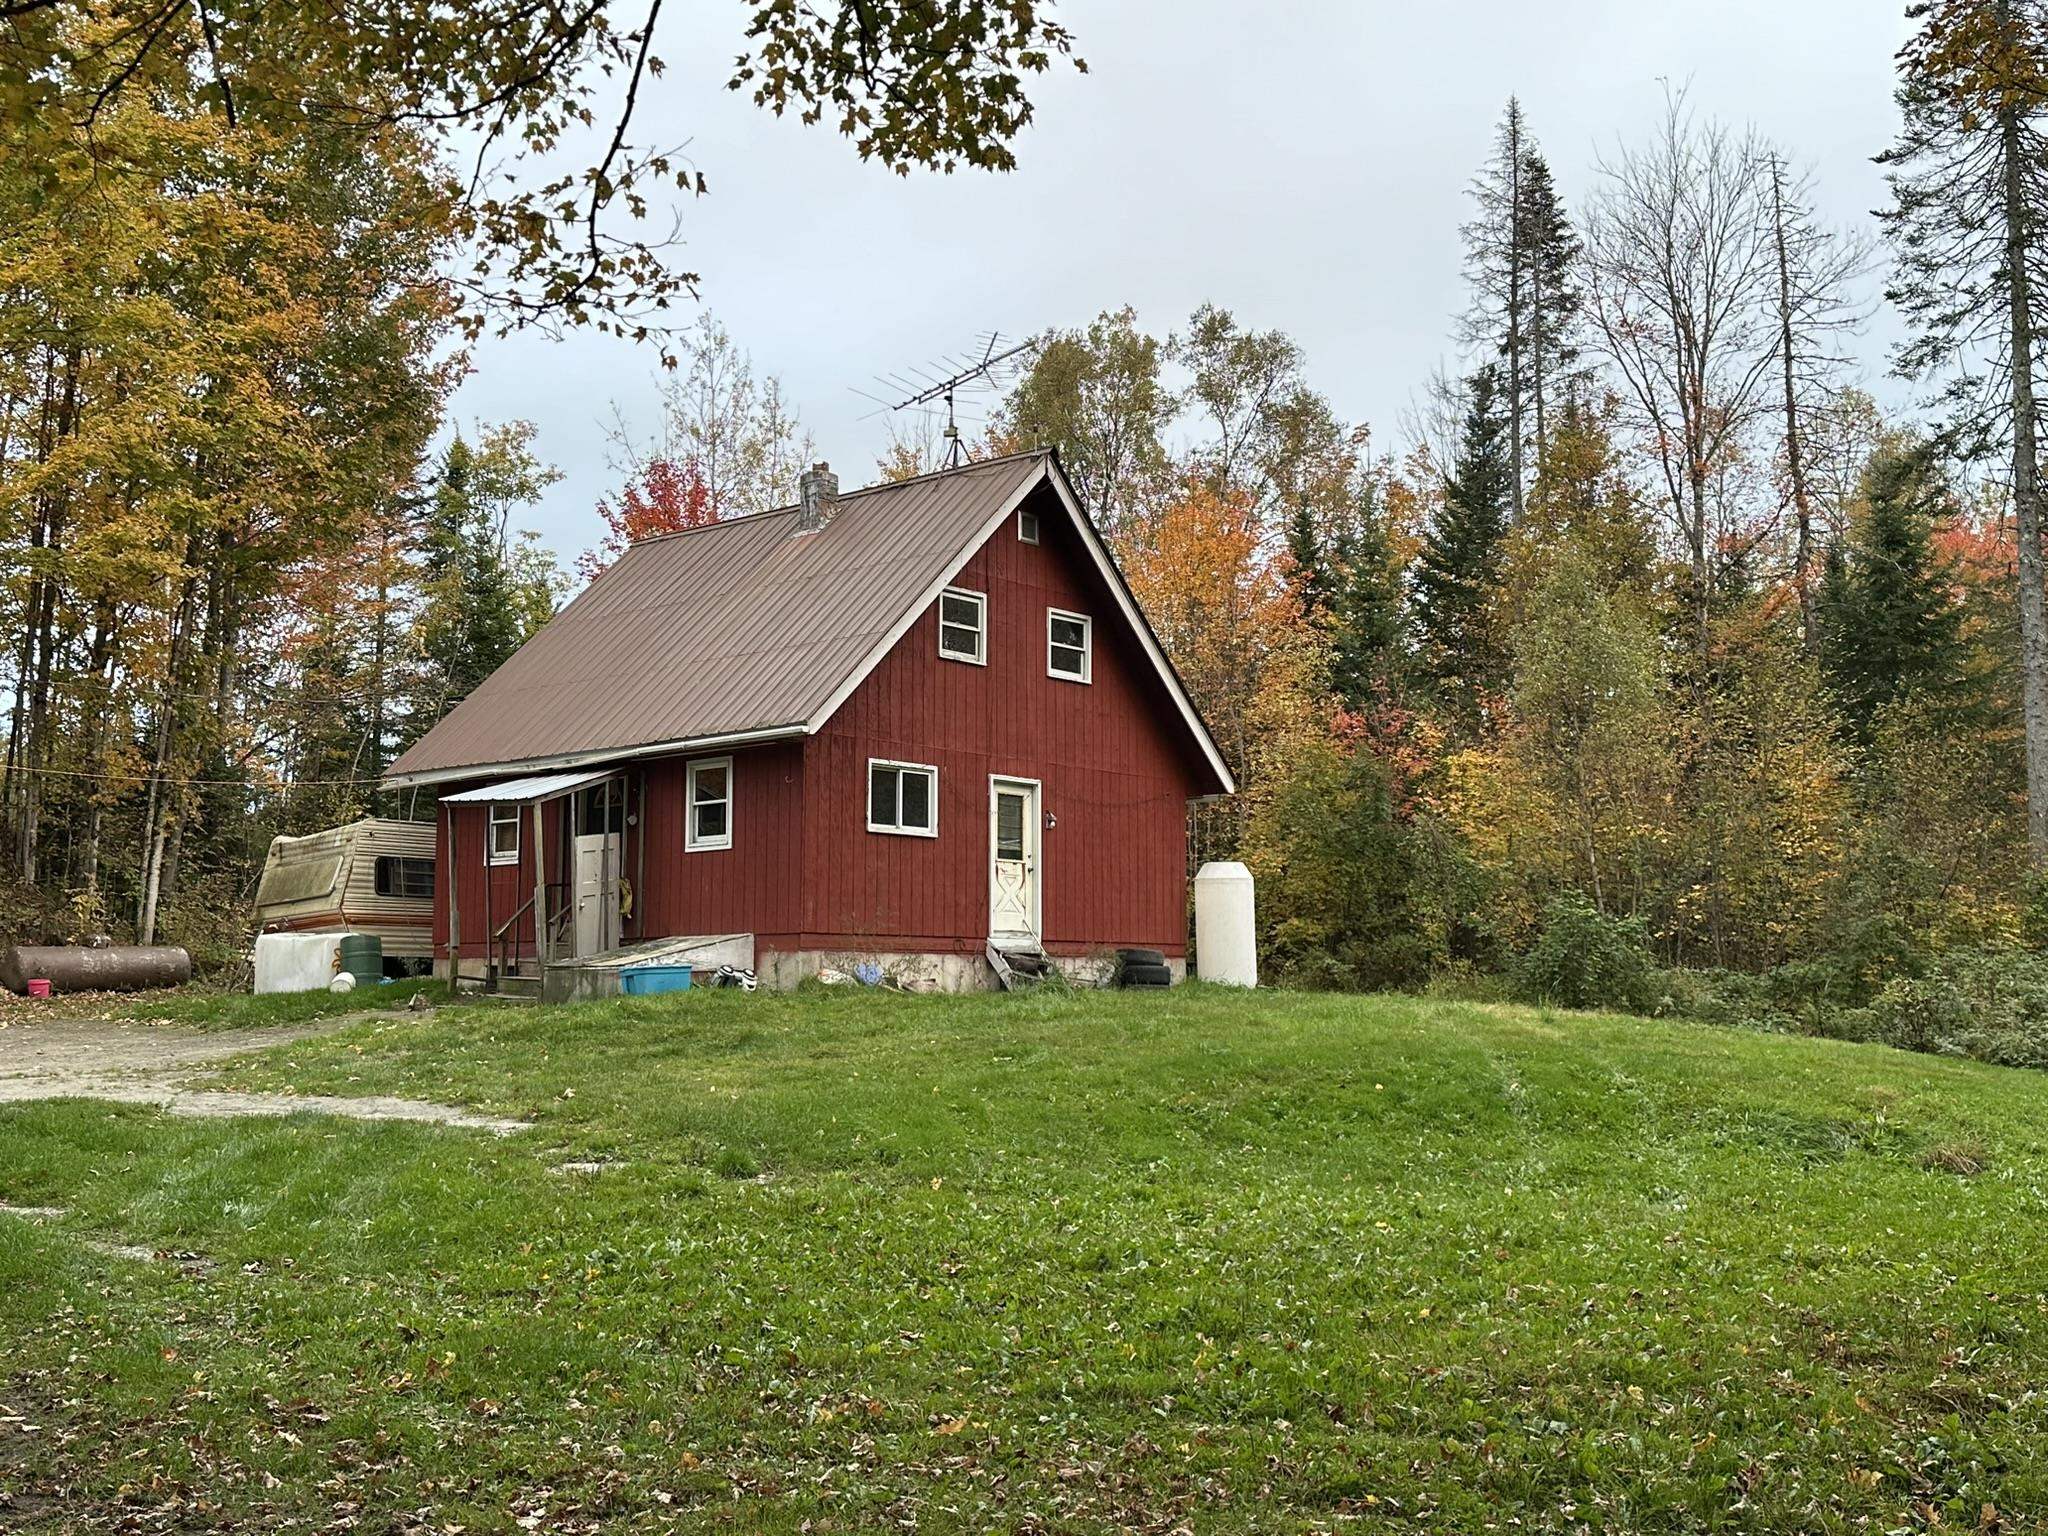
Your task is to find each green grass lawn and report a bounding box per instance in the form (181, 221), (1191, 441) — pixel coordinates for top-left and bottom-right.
(0, 975), (447, 1032)
(3, 986), (2045, 1532)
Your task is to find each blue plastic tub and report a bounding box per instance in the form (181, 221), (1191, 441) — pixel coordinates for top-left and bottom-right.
(619, 963), (692, 996)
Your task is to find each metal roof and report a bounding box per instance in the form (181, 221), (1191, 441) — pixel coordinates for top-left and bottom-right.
(438, 768), (618, 804)
(384, 450), (1236, 796)
(386, 455), (1049, 785)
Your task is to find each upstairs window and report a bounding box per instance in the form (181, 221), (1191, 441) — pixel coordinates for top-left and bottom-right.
(1047, 609), (1093, 683)
(868, 759), (938, 837)
(1018, 509), (1040, 545)
(374, 855), (435, 900)
(938, 587), (987, 665)
(686, 756), (733, 852)
(487, 805), (520, 865)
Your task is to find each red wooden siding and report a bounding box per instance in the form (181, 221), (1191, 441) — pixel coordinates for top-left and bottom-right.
(434, 797), (563, 961)
(799, 482), (1206, 956)
(635, 742), (806, 947)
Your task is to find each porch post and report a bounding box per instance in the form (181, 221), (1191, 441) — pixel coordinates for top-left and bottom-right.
(532, 799), (547, 965)
(443, 801), (459, 982)
(634, 768), (647, 941)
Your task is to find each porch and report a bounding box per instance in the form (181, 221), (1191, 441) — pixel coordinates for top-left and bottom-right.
(440, 768), (639, 995)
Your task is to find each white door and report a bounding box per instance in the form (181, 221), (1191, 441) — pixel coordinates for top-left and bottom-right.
(989, 778), (1040, 943)
(573, 833), (621, 956)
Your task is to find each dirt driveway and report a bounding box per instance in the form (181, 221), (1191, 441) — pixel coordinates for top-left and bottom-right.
(0, 1013), (527, 1133)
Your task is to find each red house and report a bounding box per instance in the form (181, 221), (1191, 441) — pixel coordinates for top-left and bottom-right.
(383, 450), (1235, 992)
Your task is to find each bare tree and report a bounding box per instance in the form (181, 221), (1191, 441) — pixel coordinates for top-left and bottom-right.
(618, 314), (815, 516)
(1584, 89), (1782, 673)
(1766, 154), (1872, 648)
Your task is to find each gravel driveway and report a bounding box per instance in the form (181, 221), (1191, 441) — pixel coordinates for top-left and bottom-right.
(0, 1013), (527, 1133)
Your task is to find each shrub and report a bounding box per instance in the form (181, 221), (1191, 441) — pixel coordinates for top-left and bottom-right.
(1511, 894), (1661, 1014)
(1866, 949), (2048, 1070)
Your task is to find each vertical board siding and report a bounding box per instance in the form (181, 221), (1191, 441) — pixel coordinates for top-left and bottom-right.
(802, 483), (1203, 956)
(636, 741), (805, 945)
(433, 798), (560, 961)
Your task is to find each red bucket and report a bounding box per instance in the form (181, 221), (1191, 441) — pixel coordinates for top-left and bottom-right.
(25, 978), (51, 998)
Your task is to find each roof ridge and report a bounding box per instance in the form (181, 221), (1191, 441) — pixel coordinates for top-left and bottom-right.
(623, 447), (1051, 551)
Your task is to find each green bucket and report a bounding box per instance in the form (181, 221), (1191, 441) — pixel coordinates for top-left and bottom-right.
(338, 933), (383, 986)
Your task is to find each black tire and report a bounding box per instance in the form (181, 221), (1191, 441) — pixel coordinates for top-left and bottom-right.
(1117, 962), (1173, 988)
(1115, 947), (1166, 968)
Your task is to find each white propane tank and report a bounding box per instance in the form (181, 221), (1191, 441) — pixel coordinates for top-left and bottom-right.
(1193, 861), (1258, 987)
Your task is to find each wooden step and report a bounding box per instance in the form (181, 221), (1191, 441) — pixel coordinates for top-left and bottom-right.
(986, 942), (1051, 991)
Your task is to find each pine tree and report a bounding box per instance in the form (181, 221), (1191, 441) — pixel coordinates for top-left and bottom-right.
(1327, 478), (1406, 713)
(1462, 99), (1583, 515)
(411, 428), (561, 733)
(1285, 502), (1332, 623)
(1817, 443), (1980, 741)
(1413, 367), (1515, 723)
(1880, 0), (2048, 864)
(1514, 146), (1584, 474)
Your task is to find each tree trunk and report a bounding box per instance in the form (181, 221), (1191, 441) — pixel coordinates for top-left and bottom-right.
(2003, 101), (2048, 871)
(1505, 118), (1527, 523)
(1771, 160), (1818, 653)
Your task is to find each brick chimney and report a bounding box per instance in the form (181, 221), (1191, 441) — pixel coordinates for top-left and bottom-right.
(795, 462), (838, 535)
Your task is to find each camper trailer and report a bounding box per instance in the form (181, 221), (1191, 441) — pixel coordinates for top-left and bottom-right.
(253, 818), (435, 973)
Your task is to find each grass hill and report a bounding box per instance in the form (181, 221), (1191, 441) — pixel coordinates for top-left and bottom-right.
(3, 986), (2045, 1531)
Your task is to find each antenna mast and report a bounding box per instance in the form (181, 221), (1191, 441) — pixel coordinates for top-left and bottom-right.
(863, 333), (1036, 469)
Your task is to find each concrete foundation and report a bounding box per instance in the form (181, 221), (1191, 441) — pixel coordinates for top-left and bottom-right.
(542, 933), (757, 1003)
(439, 942), (1184, 996)
(757, 948), (1184, 992)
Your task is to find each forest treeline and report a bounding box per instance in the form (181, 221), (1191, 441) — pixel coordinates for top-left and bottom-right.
(6, 3), (2048, 1058)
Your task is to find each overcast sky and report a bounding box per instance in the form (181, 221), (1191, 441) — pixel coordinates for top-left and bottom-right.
(451, 1), (1920, 566)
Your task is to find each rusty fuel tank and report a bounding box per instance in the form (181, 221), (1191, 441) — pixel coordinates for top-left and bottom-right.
(0, 944), (192, 995)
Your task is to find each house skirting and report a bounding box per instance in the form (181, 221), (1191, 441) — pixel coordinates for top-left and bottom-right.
(438, 941), (1184, 994)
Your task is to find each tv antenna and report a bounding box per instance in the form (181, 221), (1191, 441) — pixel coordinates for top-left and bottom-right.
(859, 332), (1036, 469)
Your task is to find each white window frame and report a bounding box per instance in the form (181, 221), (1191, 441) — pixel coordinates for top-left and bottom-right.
(1047, 608), (1093, 684)
(866, 758), (939, 838)
(685, 755), (734, 852)
(1017, 508), (1040, 545)
(487, 804), (521, 865)
(937, 586), (987, 666)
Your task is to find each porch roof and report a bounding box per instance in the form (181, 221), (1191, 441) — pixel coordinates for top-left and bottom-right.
(437, 768), (617, 806)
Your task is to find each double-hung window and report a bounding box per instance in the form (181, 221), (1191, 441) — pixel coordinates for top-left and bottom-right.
(938, 587), (987, 665)
(487, 805), (520, 864)
(867, 759), (938, 837)
(1047, 608), (1092, 683)
(686, 756), (733, 852)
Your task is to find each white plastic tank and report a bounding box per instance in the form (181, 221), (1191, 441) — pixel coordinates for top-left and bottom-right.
(1193, 861), (1257, 987)
(254, 932), (344, 994)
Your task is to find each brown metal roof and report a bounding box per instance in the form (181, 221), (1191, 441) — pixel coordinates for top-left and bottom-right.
(386, 453), (1050, 784)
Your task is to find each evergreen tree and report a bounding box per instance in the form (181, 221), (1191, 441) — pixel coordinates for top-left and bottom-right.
(1413, 367), (1515, 723)
(1326, 478), (1406, 713)
(1462, 99), (1583, 514)
(1514, 146), (1584, 471)
(1816, 443), (1979, 741)
(1285, 501), (1333, 623)
(1880, 0), (2048, 865)
(411, 427), (563, 736)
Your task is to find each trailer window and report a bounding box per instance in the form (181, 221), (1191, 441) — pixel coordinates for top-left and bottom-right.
(488, 805), (521, 864)
(375, 856), (435, 900)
